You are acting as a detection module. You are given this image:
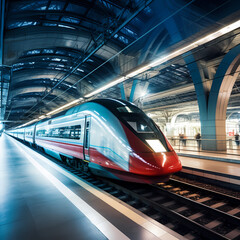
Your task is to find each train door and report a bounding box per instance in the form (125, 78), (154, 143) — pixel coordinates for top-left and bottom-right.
(83, 115), (91, 161)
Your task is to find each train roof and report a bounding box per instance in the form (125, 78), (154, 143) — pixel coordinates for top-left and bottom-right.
(64, 98), (143, 117)
(89, 98), (144, 114)
(90, 98), (136, 108)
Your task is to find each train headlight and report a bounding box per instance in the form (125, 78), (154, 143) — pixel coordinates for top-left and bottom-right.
(146, 139), (166, 152)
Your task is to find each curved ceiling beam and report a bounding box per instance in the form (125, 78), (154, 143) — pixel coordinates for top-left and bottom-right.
(4, 26), (121, 65)
(11, 79), (79, 96)
(10, 69), (92, 94)
(9, 86), (77, 101)
(7, 0), (126, 24)
(8, 10), (102, 27)
(10, 92), (66, 107)
(17, 53), (115, 74)
(11, 69), (81, 83)
(10, 68), (105, 92)
(12, 63), (114, 83)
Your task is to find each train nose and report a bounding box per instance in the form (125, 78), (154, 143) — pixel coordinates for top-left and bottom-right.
(129, 151), (182, 176)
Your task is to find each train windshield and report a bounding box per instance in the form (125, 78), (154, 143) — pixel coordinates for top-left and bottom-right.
(119, 112), (169, 151)
(117, 105), (142, 114)
(121, 115), (154, 133)
(91, 99), (170, 151)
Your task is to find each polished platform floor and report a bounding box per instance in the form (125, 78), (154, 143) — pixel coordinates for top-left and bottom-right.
(177, 151), (240, 189)
(0, 134), (183, 240)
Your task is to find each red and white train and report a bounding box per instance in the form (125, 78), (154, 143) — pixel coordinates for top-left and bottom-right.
(7, 98), (182, 183)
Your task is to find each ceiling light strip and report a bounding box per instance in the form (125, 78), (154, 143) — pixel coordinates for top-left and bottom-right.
(13, 20), (240, 129)
(84, 19), (240, 98)
(46, 99), (81, 116)
(15, 98), (83, 129)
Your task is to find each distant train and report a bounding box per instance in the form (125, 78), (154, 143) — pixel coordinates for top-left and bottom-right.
(7, 98), (182, 183)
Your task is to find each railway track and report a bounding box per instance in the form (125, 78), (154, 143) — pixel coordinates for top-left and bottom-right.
(29, 144), (240, 239)
(56, 161), (240, 239)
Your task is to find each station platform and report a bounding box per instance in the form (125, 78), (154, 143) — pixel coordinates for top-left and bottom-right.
(0, 134), (183, 240)
(176, 150), (240, 190)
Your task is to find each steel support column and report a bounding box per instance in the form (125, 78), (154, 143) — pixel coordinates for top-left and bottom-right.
(0, 0), (5, 121)
(129, 79), (138, 103)
(120, 82), (126, 101)
(184, 45), (240, 151)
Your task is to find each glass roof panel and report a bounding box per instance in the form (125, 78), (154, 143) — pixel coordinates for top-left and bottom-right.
(61, 16), (80, 24)
(66, 3), (86, 15)
(143, 6), (152, 15)
(55, 50), (66, 55)
(8, 21), (37, 30)
(48, 1), (65, 11)
(43, 23), (57, 27)
(45, 14), (60, 21)
(121, 27), (138, 39)
(26, 49), (41, 55)
(42, 49), (54, 54)
(10, 1), (48, 12)
(118, 36), (129, 44)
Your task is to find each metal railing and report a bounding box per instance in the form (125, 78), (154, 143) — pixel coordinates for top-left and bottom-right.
(167, 137), (240, 156)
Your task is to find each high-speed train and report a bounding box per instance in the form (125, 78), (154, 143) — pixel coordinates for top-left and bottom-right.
(7, 98), (182, 183)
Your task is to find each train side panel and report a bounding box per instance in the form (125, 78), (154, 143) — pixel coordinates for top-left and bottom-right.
(35, 114), (85, 160)
(87, 103), (130, 173)
(24, 125), (35, 144)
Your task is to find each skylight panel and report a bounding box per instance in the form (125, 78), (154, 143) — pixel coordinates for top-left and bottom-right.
(43, 23), (57, 27)
(66, 3), (86, 14)
(118, 36), (129, 44)
(48, 1), (65, 11)
(121, 27), (137, 38)
(27, 50), (41, 55)
(8, 21), (37, 29)
(52, 58), (61, 62)
(13, 62), (24, 67)
(61, 16), (80, 24)
(42, 49), (54, 54)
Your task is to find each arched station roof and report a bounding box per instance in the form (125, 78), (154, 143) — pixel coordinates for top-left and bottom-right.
(1, 0), (240, 128)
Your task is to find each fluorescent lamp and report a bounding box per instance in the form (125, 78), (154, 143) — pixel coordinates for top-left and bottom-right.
(146, 139), (166, 152)
(84, 19), (240, 97)
(46, 98), (81, 116)
(15, 98), (83, 129)
(126, 66), (150, 78)
(149, 20), (240, 68)
(38, 115), (46, 119)
(85, 77), (126, 98)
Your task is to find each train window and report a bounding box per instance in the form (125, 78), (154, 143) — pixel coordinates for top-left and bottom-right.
(26, 130), (33, 136)
(37, 125), (81, 139)
(59, 127), (70, 138)
(74, 125), (81, 139)
(51, 128), (59, 137)
(36, 129), (46, 137)
(122, 116), (154, 133)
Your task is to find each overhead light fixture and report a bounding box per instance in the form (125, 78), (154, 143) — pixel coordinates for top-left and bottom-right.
(17, 119), (39, 129)
(12, 20), (240, 130)
(85, 77), (126, 98)
(46, 98), (82, 116)
(14, 98), (83, 129)
(84, 19), (240, 98)
(38, 115), (46, 119)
